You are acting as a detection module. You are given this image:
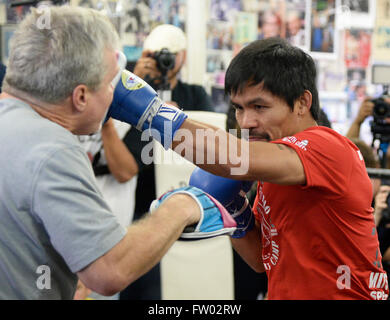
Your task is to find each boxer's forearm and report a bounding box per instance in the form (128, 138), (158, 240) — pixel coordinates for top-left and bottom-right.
(231, 223), (265, 273)
(171, 118), (249, 178)
(173, 119), (306, 185)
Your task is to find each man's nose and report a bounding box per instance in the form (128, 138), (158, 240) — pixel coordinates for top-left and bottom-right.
(239, 110), (258, 129)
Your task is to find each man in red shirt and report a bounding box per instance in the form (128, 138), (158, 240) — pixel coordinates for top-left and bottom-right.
(178, 38), (389, 299)
(108, 37), (389, 299)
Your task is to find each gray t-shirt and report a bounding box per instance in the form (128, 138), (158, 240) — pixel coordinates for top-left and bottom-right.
(0, 98), (127, 299)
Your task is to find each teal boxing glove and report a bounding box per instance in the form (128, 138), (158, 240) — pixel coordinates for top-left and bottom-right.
(150, 186), (237, 239)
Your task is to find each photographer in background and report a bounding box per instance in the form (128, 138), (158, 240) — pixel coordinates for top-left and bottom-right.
(346, 95), (390, 166)
(133, 24), (213, 111)
(120, 24), (213, 300)
(347, 94), (390, 283)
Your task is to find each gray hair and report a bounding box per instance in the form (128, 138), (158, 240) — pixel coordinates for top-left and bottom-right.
(3, 5), (120, 103)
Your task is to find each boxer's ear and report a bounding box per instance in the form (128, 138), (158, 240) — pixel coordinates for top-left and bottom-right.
(295, 90), (312, 117)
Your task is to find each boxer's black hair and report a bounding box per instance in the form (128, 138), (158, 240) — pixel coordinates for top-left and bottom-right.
(225, 37), (320, 120)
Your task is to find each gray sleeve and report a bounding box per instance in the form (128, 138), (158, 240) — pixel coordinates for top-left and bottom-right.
(31, 146), (127, 273)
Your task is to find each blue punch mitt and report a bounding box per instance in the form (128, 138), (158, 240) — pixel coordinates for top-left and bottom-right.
(150, 186), (237, 239)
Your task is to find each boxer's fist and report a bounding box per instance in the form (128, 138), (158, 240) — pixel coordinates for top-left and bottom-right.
(106, 70), (187, 149)
(189, 167), (255, 238)
(150, 186), (237, 239)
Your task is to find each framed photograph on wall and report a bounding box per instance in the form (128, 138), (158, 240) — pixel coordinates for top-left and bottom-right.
(0, 24), (17, 65)
(339, 0), (375, 29)
(309, 0), (339, 59)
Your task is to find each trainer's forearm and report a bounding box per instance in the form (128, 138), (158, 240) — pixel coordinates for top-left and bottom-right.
(77, 194), (199, 296)
(111, 196), (196, 288)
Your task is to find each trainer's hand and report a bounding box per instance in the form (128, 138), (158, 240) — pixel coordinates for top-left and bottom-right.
(150, 186), (237, 239)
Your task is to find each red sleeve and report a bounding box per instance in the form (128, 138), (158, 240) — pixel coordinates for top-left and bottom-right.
(272, 127), (356, 197)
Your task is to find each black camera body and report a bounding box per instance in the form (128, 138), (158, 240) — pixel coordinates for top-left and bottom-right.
(372, 97), (390, 120)
(145, 48), (176, 93)
(371, 96), (390, 139)
(152, 48), (176, 76)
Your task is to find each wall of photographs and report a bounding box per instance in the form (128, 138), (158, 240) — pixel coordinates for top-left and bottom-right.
(0, 0), (187, 62)
(1, 0), (390, 143)
(205, 0), (390, 144)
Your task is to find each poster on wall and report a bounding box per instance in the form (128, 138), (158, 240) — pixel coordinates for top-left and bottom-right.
(339, 0), (375, 29)
(6, 0), (32, 23)
(316, 59), (346, 92)
(344, 29), (372, 68)
(207, 21), (234, 51)
(310, 0), (338, 59)
(206, 0), (241, 90)
(120, 0), (150, 52)
(206, 50), (232, 84)
(210, 0), (242, 22)
(346, 68), (367, 101)
(233, 11), (258, 53)
(372, 0), (390, 63)
(70, 0), (124, 32)
(150, 0), (186, 30)
(240, 0), (309, 49)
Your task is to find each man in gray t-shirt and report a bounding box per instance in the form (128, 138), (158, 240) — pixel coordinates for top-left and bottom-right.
(0, 6), (227, 299)
(0, 99), (126, 299)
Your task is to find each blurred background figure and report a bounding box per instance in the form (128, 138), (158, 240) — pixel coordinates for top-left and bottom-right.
(286, 10), (305, 46)
(258, 10), (282, 39)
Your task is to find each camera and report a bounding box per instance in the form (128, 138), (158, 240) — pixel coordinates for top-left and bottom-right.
(373, 98), (390, 120)
(152, 48), (176, 76)
(145, 48), (176, 96)
(370, 65), (390, 143)
(370, 96), (390, 142)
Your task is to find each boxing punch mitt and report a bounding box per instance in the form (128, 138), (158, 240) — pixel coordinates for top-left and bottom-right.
(106, 69), (187, 149)
(150, 186), (237, 239)
(189, 167), (255, 238)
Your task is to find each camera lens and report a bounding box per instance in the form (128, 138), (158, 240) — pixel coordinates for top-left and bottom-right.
(159, 53), (175, 70)
(374, 102), (388, 117)
(154, 48), (176, 74)
(373, 98), (390, 119)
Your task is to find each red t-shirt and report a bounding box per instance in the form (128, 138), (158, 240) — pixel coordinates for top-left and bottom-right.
(253, 126), (389, 300)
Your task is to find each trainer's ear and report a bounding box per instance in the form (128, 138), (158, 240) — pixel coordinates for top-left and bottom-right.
(72, 84), (89, 112)
(296, 90), (312, 117)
